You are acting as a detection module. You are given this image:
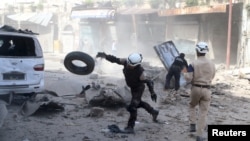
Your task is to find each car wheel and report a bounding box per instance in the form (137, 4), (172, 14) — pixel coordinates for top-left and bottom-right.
(64, 51), (95, 75)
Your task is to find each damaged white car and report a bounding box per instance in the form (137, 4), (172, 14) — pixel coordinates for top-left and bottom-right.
(0, 25), (44, 98)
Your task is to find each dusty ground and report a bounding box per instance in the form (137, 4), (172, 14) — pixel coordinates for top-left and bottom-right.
(0, 53), (250, 141)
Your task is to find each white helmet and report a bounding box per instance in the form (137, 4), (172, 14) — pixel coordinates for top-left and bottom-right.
(196, 42), (209, 53)
(127, 53), (143, 66)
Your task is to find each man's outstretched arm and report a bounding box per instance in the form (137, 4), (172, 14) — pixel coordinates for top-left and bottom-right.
(96, 52), (125, 65)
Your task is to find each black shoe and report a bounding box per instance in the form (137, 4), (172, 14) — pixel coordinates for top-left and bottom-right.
(123, 126), (134, 134)
(190, 124), (196, 132)
(108, 124), (122, 133)
(152, 110), (159, 122)
(196, 136), (205, 141)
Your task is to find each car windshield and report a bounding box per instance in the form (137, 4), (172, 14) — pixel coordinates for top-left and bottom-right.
(0, 35), (37, 57)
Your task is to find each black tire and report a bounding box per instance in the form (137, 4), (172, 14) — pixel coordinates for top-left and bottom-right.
(64, 51), (95, 75)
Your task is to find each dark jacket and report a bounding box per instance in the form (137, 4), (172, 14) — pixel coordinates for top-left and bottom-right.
(123, 62), (144, 88)
(104, 54), (145, 88)
(172, 56), (188, 70)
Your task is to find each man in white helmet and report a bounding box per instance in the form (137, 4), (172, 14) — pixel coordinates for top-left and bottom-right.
(96, 52), (159, 133)
(184, 42), (216, 141)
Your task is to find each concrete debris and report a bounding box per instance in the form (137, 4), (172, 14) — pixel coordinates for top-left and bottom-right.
(89, 73), (99, 79)
(20, 95), (65, 117)
(88, 88), (126, 108)
(87, 107), (104, 117)
(0, 100), (8, 128)
(91, 82), (101, 90)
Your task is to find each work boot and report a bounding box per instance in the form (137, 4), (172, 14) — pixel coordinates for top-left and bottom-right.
(196, 136), (205, 141)
(152, 110), (159, 122)
(123, 126), (134, 134)
(190, 124), (196, 132)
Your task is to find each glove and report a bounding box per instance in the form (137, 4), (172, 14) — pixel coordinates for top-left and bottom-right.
(151, 92), (157, 102)
(96, 52), (106, 58)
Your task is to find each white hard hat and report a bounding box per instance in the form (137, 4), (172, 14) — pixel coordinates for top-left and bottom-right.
(127, 53), (143, 66)
(196, 42), (209, 53)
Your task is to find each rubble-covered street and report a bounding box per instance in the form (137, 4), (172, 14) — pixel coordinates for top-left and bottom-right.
(0, 53), (250, 141)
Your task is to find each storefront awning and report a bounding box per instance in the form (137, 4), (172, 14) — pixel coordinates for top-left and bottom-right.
(7, 12), (53, 26)
(117, 8), (159, 15)
(158, 4), (227, 16)
(71, 9), (115, 19)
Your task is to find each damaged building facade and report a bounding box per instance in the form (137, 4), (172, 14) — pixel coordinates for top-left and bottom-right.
(159, 3), (243, 65)
(70, 1), (248, 68)
(1, 0), (250, 68)
(159, 1), (249, 68)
